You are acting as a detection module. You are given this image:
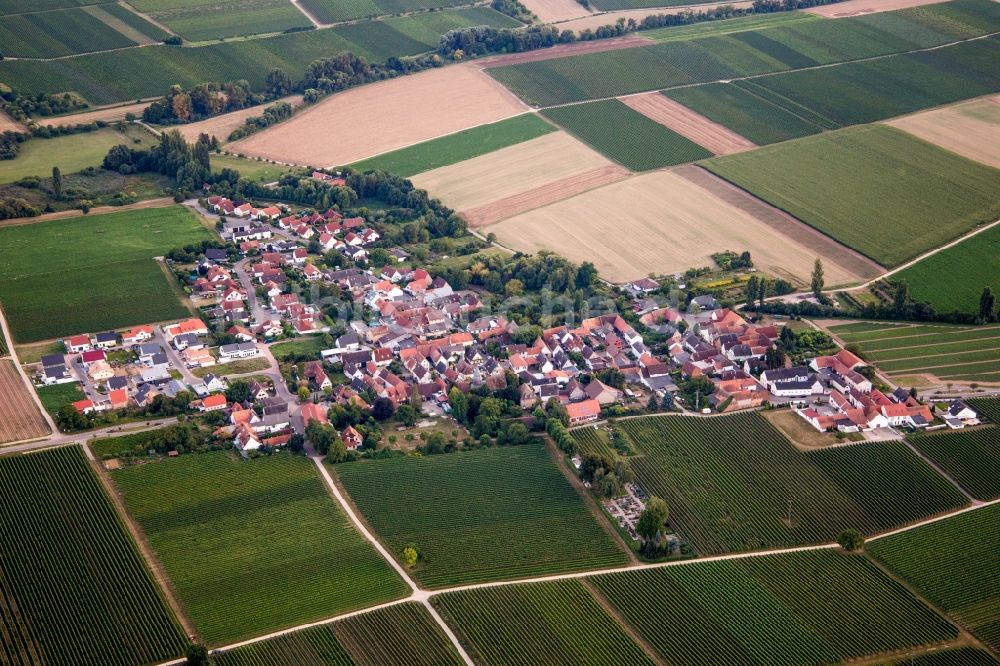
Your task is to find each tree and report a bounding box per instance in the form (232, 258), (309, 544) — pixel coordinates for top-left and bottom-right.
(51, 166), (62, 199)
(325, 438), (348, 464)
(979, 286), (995, 322)
(837, 528), (864, 552)
(448, 387), (468, 424)
(892, 280), (910, 313)
(265, 68), (292, 97)
(810, 258), (824, 298)
(372, 397), (395, 421)
(745, 275), (758, 309)
(757, 278), (769, 307)
(305, 420), (335, 455)
(288, 433), (305, 454)
(635, 497), (669, 543)
(396, 403), (418, 427)
(185, 644), (210, 666)
(401, 546), (418, 567)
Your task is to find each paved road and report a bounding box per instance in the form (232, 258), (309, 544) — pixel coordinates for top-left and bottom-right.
(233, 258), (271, 325)
(154, 329), (200, 386)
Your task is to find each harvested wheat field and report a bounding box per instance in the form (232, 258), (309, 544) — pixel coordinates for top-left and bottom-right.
(411, 131), (626, 224)
(177, 95), (304, 144)
(229, 65), (528, 167)
(521, 0), (592, 23)
(887, 96), (1000, 169)
(621, 92), (756, 155)
(555, 1), (753, 31)
(805, 0), (946, 17)
(0, 360), (49, 444)
(47, 102), (151, 127)
(484, 168), (869, 284)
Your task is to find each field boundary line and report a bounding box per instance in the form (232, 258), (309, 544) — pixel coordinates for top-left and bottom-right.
(580, 577), (668, 666)
(0, 303), (56, 437)
(289, 0), (324, 28)
(900, 439), (981, 505)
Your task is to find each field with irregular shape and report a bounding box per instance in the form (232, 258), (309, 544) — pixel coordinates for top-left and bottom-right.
(230, 63), (528, 166)
(615, 413), (967, 554)
(0, 360), (49, 444)
(829, 322), (1000, 382)
(908, 427), (1000, 500)
(435, 580), (655, 665)
(869, 503), (1000, 652)
(334, 444), (628, 588)
(213, 603), (463, 665)
(703, 125), (1000, 267)
(542, 98), (713, 170)
(591, 550), (958, 664)
(0, 206), (210, 343)
(553, 1), (753, 32)
(0, 446), (186, 665)
(892, 223), (1000, 314)
(483, 168), (869, 284)
(113, 452), (408, 645)
(410, 130), (622, 222)
(888, 95), (1000, 169)
(350, 113), (555, 177)
(129, 0), (311, 41)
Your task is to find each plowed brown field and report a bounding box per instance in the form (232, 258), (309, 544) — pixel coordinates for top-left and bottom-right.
(0, 360), (50, 444)
(887, 95), (1000, 169)
(621, 92), (756, 155)
(227, 64), (528, 167)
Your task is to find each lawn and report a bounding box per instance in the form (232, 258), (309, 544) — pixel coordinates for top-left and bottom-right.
(35, 382), (86, 418)
(907, 427), (1000, 501)
(334, 444), (628, 587)
(591, 550), (958, 664)
(615, 413), (967, 554)
(269, 336), (327, 361)
(0, 124), (158, 184)
(0, 446), (186, 665)
(214, 603), (463, 666)
(111, 451), (408, 645)
(541, 99), (712, 171)
(892, 223), (1000, 314)
(868, 503), (1000, 652)
(0, 206), (211, 343)
(350, 114), (554, 178)
(212, 153), (293, 182)
(702, 125), (1000, 267)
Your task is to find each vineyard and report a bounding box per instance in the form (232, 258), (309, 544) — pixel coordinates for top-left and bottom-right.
(590, 550), (958, 665)
(571, 426), (619, 459)
(541, 99), (712, 171)
(615, 413), (967, 554)
(969, 398), (1000, 423)
(907, 427), (1000, 500)
(334, 444), (628, 588)
(0, 360), (49, 444)
(434, 580), (655, 665)
(890, 647), (1000, 665)
(98, 3), (169, 41)
(129, 0), (311, 41)
(213, 603), (463, 666)
(0, 6), (137, 59)
(0, 446), (186, 665)
(111, 452), (408, 645)
(868, 503), (1000, 652)
(703, 125), (1000, 267)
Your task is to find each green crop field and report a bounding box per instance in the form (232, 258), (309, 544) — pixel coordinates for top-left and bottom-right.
(542, 99), (712, 171)
(350, 114), (554, 177)
(615, 413), (967, 554)
(907, 427), (1000, 501)
(213, 153), (295, 182)
(98, 3), (169, 41)
(0, 7), (515, 105)
(591, 550), (958, 665)
(703, 125), (1000, 267)
(0, 6), (138, 58)
(893, 223), (1000, 314)
(298, 0), (382, 23)
(487, 0), (1000, 106)
(0, 446), (186, 665)
(112, 452), (407, 645)
(969, 398), (1000, 423)
(335, 444), (628, 588)
(213, 602), (464, 666)
(0, 0), (105, 11)
(0, 125), (158, 185)
(830, 322), (1000, 381)
(643, 12), (821, 42)
(435, 580), (655, 665)
(386, 6), (519, 43)
(571, 426), (619, 459)
(0, 206), (210, 343)
(375, 0), (477, 13)
(869, 503), (1000, 652)
(130, 0), (311, 42)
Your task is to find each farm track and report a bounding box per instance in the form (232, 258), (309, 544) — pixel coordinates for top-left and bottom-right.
(674, 164), (885, 280)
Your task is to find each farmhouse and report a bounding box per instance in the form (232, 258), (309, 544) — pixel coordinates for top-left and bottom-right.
(342, 425), (363, 451)
(300, 402), (329, 427)
(199, 394), (227, 412)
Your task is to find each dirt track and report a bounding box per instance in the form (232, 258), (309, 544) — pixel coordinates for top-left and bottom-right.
(228, 64), (528, 167)
(805, 0), (947, 17)
(621, 92), (756, 155)
(478, 35), (650, 67)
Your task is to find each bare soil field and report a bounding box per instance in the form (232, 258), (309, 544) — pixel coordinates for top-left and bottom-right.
(0, 110), (24, 133)
(47, 102), (151, 127)
(483, 168), (869, 284)
(554, 1), (753, 31)
(521, 0), (593, 23)
(478, 35), (650, 67)
(805, 0), (946, 17)
(0, 360), (50, 445)
(411, 130), (619, 216)
(886, 95), (1000, 169)
(462, 165), (630, 227)
(177, 94), (304, 144)
(228, 65), (529, 167)
(621, 92), (756, 155)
